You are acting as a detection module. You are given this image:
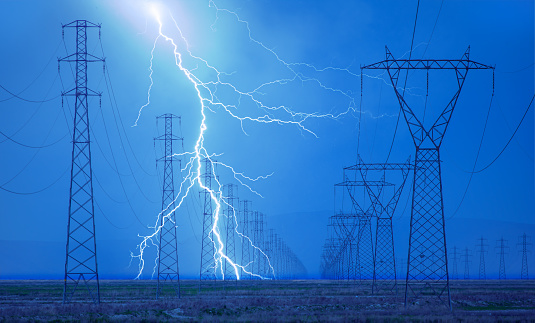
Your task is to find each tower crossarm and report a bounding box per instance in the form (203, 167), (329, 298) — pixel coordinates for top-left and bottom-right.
(357, 156), (411, 219)
(361, 46), (494, 149)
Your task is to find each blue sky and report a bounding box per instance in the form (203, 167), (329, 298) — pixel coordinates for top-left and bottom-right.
(0, 0), (533, 279)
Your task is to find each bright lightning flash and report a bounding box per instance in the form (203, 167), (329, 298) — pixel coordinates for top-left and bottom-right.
(131, 2), (379, 281)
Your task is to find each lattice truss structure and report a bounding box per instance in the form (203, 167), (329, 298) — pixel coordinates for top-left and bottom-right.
(60, 20), (104, 304)
(330, 169), (375, 282)
(321, 157), (410, 289)
(155, 114), (182, 299)
(518, 233), (531, 280)
(223, 184), (238, 282)
(476, 237), (488, 280)
(199, 191), (305, 284)
(362, 46), (494, 309)
(199, 158), (216, 287)
(351, 156), (411, 294)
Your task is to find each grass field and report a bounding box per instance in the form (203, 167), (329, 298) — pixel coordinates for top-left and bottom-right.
(1, 279), (534, 322)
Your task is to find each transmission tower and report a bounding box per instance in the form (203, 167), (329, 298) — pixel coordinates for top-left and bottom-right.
(266, 229), (275, 279)
(240, 200), (252, 279)
(155, 114), (182, 298)
(476, 237), (488, 280)
(59, 20), (104, 304)
(362, 47), (494, 309)
(199, 158), (216, 288)
(329, 214), (358, 280)
(253, 211), (266, 278)
(462, 248), (472, 280)
(518, 233), (531, 279)
(334, 167), (376, 283)
(450, 246), (460, 280)
(496, 237), (509, 280)
(351, 156), (411, 294)
(223, 184), (238, 282)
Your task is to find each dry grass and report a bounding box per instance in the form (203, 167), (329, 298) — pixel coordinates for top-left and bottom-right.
(0, 279), (534, 322)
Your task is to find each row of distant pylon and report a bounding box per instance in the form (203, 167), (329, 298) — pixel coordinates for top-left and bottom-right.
(449, 234), (531, 280)
(156, 117), (308, 298)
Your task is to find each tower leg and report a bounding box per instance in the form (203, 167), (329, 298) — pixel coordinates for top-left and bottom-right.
(373, 217), (397, 294)
(405, 148), (451, 309)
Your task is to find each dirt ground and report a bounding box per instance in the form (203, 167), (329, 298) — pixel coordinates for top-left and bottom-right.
(0, 279), (534, 322)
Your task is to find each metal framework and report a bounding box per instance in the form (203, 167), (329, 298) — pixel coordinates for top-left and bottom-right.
(224, 184), (238, 282)
(334, 172), (376, 283)
(199, 158), (216, 287)
(240, 200), (252, 279)
(60, 20), (103, 304)
(476, 237), (488, 280)
(155, 114), (182, 298)
(462, 248), (472, 280)
(353, 157), (411, 294)
(496, 238), (509, 280)
(450, 246), (460, 280)
(327, 213), (358, 280)
(253, 211), (266, 278)
(519, 233), (531, 279)
(362, 47), (494, 309)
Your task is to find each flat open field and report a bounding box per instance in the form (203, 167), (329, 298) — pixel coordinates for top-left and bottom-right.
(1, 279), (534, 322)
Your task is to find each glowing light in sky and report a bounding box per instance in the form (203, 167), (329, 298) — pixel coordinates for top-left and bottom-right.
(130, 1), (380, 280)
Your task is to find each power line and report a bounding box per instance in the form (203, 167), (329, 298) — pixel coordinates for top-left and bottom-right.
(0, 128), (67, 149)
(468, 94), (533, 174)
(449, 87), (494, 218)
(0, 167), (68, 195)
(499, 63), (534, 74)
(0, 84), (60, 103)
(0, 40), (63, 103)
(0, 95), (68, 187)
(385, 0), (420, 162)
(0, 73), (65, 145)
(421, 0), (444, 58)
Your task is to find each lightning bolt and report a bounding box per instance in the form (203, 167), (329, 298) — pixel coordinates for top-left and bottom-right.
(130, 1), (389, 281)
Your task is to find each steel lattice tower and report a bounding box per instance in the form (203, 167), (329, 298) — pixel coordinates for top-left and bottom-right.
(519, 233), (531, 279)
(224, 184), (238, 281)
(476, 237), (488, 280)
(60, 20), (103, 304)
(253, 211), (266, 278)
(462, 248), (472, 280)
(155, 114), (182, 298)
(357, 215), (374, 281)
(330, 214), (358, 280)
(199, 158), (216, 287)
(266, 229), (275, 279)
(496, 238), (508, 280)
(362, 47), (494, 309)
(334, 168), (376, 282)
(353, 157), (411, 294)
(450, 246), (460, 280)
(240, 200), (252, 279)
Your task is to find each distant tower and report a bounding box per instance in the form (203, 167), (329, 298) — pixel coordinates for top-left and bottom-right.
(224, 184), (238, 281)
(462, 248), (472, 280)
(240, 200), (252, 279)
(60, 20), (104, 304)
(266, 229), (276, 279)
(155, 114), (182, 298)
(253, 211), (266, 278)
(476, 237), (488, 280)
(199, 158), (216, 287)
(518, 233), (531, 279)
(351, 157), (411, 294)
(496, 238), (509, 280)
(450, 246), (460, 280)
